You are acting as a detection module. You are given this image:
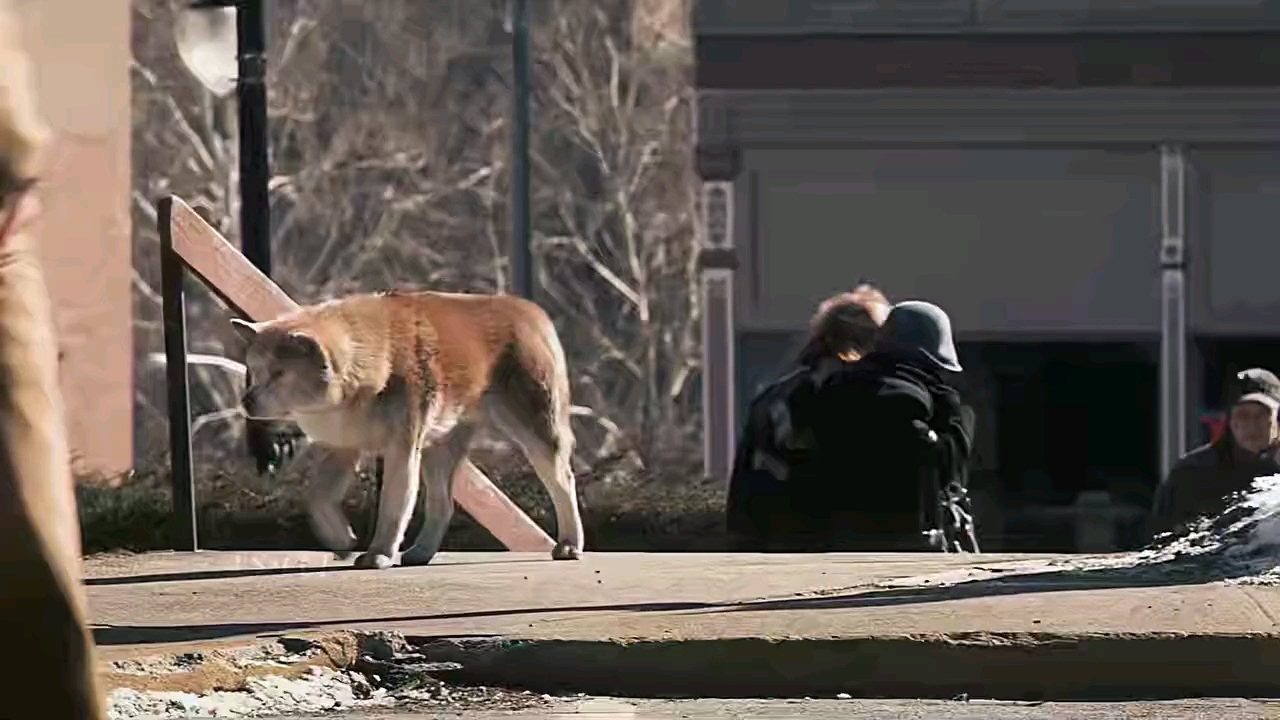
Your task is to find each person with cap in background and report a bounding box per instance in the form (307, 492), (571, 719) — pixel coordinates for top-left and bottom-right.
(1148, 367), (1280, 541)
(785, 300), (978, 552)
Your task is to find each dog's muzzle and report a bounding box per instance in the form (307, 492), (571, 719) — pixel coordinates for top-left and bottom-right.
(241, 386), (261, 417)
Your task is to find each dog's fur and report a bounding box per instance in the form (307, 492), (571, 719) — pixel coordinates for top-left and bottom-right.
(0, 4), (45, 201)
(233, 290), (585, 569)
(0, 2), (106, 716)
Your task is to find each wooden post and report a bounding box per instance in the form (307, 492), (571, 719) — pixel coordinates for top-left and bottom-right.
(160, 194), (555, 553)
(158, 197), (199, 551)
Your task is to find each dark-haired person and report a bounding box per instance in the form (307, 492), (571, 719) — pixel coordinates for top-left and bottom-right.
(1148, 368), (1280, 541)
(793, 300), (978, 552)
(725, 284), (891, 550)
(0, 2), (106, 716)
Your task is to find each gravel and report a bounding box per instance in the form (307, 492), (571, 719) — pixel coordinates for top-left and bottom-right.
(105, 632), (551, 719)
(107, 665), (391, 719)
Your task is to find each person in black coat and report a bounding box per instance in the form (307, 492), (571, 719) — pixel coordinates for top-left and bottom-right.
(725, 285), (892, 550)
(1148, 367), (1280, 542)
(788, 300), (978, 552)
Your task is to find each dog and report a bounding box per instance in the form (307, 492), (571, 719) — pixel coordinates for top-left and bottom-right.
(0, 1), (106, 715)
(0, 4), (45, 202)
(232, 289), (585, 569)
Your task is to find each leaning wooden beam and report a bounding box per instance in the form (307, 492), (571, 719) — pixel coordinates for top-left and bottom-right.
(165, 195), (555, 553)
(168, 199), (295, 323)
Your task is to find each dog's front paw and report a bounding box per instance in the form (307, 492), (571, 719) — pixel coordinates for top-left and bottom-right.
(551, 541), (582, 561)
(307, 504), (357, 557)
(353, 552), (397, 570)
(312, 525), (357, 557)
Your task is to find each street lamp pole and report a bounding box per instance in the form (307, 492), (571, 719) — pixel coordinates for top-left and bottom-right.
(510, 0), (533, 299)
(189, 0), (271, 277)
(234, 0), (271, 276)
(179, 0), (286, 484)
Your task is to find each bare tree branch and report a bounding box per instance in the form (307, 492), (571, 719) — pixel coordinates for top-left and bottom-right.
(129, 0), (701, 477)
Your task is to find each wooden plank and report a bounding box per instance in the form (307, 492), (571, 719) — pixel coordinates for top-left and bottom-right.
(164, 195), (556, 553)
(167, 197), (299, 320)
(455, 462), (554, 553)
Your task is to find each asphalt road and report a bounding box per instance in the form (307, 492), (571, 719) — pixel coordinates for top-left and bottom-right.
(275, 697), (1280, 719)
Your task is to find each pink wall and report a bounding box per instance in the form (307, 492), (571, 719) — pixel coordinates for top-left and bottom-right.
(12, 0), (132, 478)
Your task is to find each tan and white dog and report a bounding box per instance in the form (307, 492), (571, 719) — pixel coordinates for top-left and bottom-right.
(0, 1), (106, 715)
(232, 290), (585, 569)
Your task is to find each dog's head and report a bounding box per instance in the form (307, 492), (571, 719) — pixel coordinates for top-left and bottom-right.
(231, 318), (335, 420)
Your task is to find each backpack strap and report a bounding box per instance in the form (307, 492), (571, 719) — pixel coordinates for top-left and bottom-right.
(918, 397), (981, 553)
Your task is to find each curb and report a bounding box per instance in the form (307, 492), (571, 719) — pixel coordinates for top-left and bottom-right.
(416, 632), (1280, 701)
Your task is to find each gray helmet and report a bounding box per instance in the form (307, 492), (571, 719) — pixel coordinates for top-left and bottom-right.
(881, 300), (962, 373)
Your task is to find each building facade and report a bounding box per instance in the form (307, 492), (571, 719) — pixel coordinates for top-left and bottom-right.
(695, 0), (1280, 549)
(10, 0), (132, 479)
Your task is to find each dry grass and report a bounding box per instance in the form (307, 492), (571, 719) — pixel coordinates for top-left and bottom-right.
(78, 445), (728, 555)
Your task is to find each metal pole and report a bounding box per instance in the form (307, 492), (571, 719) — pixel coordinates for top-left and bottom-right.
(236, 0), (271, 276)
(159, 197), (198, 552)
(510, 0), (534, 298)
(1159, 145), (1188, 482)
(231, 0), (289, 478)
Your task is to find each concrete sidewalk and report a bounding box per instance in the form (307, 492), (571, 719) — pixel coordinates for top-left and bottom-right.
(85, 551), (1280, 700)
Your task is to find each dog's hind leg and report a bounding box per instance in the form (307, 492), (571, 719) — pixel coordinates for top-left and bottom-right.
(486, 392), (584, 561)
(401, 423), (477, 567)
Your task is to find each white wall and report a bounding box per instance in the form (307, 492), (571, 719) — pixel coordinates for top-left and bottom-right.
(737, 148), (1162, 337)
(1192, 149), (1280, 335)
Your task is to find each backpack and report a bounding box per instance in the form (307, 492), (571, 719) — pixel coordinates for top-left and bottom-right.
(725, 362), (837, 545)
(796, 354), (980, 552)
(918, 403), (980, 553)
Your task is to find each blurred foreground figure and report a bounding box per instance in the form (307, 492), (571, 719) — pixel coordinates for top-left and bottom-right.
(794, 300), (978, 552)
(1149, 367), (1280, 541)
(0, 3), (106, 716)
(725, 284), (891, 550)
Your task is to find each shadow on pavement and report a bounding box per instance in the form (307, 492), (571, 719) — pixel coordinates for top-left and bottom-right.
(91, 517), (1280, 647)
(85, 555), (549, 586)
(91, 600), (718, 646)
(712, 547), (1280, 615)
(91, 551), (1259, 646)
(86, 565), (355, 587)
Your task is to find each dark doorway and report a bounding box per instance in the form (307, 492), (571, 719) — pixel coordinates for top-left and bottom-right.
(969, 341), (1159, 551)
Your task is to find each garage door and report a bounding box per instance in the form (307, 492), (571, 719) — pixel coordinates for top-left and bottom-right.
(1192, 149), (1280, 334)
(746, 149), (1161, 335)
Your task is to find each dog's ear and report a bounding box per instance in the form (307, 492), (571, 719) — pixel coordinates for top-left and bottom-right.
(230, 318), (262, 343)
